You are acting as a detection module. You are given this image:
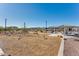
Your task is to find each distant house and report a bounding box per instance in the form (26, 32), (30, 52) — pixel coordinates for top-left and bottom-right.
(72, 27), (79, 32)
(61, 25), (79, 35)
(47, 25), (79, 35)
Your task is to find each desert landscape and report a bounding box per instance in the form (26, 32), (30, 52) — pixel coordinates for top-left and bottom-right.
(0, 31), (62, 56)
(1, 3), (79, 56)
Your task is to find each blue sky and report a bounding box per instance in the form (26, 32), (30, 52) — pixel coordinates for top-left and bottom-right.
(0, 3), (79, 28)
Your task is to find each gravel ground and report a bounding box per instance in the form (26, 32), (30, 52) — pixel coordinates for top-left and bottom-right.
(64, 36), (79, 56)
(0, 33), (61, 56)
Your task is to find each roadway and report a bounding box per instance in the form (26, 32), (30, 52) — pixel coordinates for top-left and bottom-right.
(64, 35), (79, 56)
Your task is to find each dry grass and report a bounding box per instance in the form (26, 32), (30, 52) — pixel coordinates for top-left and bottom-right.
(0, 33), (61, 56)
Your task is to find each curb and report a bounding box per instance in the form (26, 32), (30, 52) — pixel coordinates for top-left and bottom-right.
(0, 48), (5, 56)
(58, 38), (64, 56)
(48, 33), (64, 56)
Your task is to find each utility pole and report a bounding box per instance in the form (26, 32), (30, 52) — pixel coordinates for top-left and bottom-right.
(64, 27), (66, 35)
(24, 22), (26, 32)
(44, 20), (47, 40)
(46, 20), (47, 33)
(5, 18), (7, 34)
(54, 26), (55, 33)
(24, 22), (26, 30)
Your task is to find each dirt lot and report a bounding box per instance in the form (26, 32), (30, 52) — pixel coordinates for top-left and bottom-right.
(64, 37), (79, 56)
(0, 33), (61, 56)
